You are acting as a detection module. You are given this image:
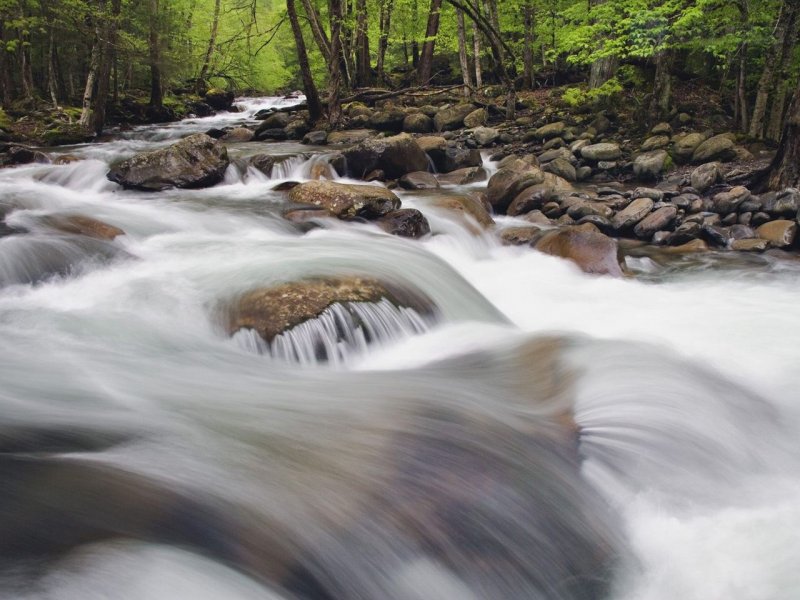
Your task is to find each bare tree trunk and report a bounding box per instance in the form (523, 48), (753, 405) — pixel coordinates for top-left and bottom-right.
(472, 20), (482, 88)
(149, 0), (163, 109)
(649, 50), (671, 120)
(20, 31), (34, 100)
(328, 0), (344, 126)
(523, 2), (535, 89)
(749, 1), (799, 139)
(736, 44), (749, 132)
(767, 82), (789, 142)
(456, 8), (472, 97)
(286, 0), (324, 122)
(0, 22), (11, 106)
(91, 0), (121, 134)
(588, 0), (616, 88)
(354, 0), (370, 87)
(46, 25), (58, 108)
(79, 6), (103, 130)
(299, 0), (331, 61)
(198, 0), (221, 85)
(376, 0), (393, 84)
(417, 0), (443, 85)
(767, 78), (800, 190)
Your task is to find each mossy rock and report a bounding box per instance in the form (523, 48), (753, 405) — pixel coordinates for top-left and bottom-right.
(0, 109), (12, 131)
(42, 124), (94, 147)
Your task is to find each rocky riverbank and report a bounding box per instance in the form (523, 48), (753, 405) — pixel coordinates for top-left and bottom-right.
(2, 91), (797, 284)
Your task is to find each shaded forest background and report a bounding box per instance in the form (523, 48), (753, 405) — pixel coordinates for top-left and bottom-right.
(0, 0), (798, 148)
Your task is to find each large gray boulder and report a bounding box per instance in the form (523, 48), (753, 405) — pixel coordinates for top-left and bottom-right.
(343, 133), (429, 179)
(434, 104), (476, 131)
(487, 158), (545, 214)
(106, 133), (229, 191)
(692, 135), (737, 163)
(633, 150), (670, 181)
(690, 162), (724, 193)
(581, 143), (622, 161)
(671, 132), (706, 163)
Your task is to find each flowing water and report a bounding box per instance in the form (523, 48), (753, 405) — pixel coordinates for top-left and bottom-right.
(1, 97), (800, 600)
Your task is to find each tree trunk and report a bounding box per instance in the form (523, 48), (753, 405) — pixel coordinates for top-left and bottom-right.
(417, 0), (443, 85)
(766, 79), (800, 190)
(649, 50), (671, 120)
(354, 0), (370, 87)
(79, 11), (102, 130)
(472, 20), (482, 88)
(446, 0), (516, 118)
(0, 22), (11, 106)
(198, 0), (221, 86)
(286, 0), (324, 122)
(767, 82), (789, 142)
(148, 0), (163, 109)
(46, 25), (58, 108)
(749, 1), (799, 139)
(736, 43), (749, 132)
(376, 0), (393, 84)
(328, 0), (345, 126)
(20, 30), (34, 100)
(456, 8), (472, 97)
(523, 2), (535, 89)
(588, 0), (616, 88)
(90, 0), (121, 134)
(300, 0), (331, 61)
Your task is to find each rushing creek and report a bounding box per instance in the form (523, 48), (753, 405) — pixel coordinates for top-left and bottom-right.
(1, 97), (800, 600)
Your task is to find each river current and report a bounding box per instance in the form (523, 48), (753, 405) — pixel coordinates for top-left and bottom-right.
(1, 97), (799, 600)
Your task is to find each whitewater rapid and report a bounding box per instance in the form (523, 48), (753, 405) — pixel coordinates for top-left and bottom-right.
(0, 97), (799, 600)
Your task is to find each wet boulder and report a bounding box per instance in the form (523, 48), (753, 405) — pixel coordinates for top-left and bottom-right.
(327, 130), (375, 145)
(427, 145), (482, 173)
(692, 135), (737, 164)
(343, 133), (429, 179)
(473, 127), (499, 147)
(671, 132), (706, 163)
(710, 186), (750, 214)
(399, 171), (439, 190)
(756, 220), (797, 248)
(227, 277), (434, 342)
(434, 103), (476, 131)
(581, 143), (622, 162)
(376, 209), (431, 238)
(302, 130), (329, 145)
(487, 158), (545, 214)
(544, 157), (577, 182)
(690, 162), (724, 193)
(106, 133), (229, 191)
(500, 226), (541, 246)
(533, 122), (566, 140)
(430, 194), (494, 229)
(369, 110), (407, 132)
(611, 197), (654, 232)
(249, 154), (275, 177)
(436, 167), (487, 186)
(464, 108), (488, 128)
(633, 150), (670, 181)
(287, 181), (400, 220)
(534, 225), (624, 277)
(403, 113), (434, 134)
(633, 205), (678, 239)
(221, 127), (254, 143)
(203, 88), (235, 111)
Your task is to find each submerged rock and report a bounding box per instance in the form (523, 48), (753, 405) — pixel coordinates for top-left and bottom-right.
(42, 214), (125, 240)
(106, 133), (229, 191)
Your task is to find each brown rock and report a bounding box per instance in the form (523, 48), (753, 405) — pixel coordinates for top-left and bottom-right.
(287, 181), (400, 219)
(756, 219), (797, 248)
(534, 226), (624, 277)
(43, 215), (125, 240)
(228, 277), (434, 342)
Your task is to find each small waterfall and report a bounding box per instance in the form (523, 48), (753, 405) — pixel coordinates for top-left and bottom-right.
(271, 154), (309, 180)
(233, 298), (435, 366)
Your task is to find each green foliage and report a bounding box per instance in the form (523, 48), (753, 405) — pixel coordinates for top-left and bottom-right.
(561, 77), (623, 108)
